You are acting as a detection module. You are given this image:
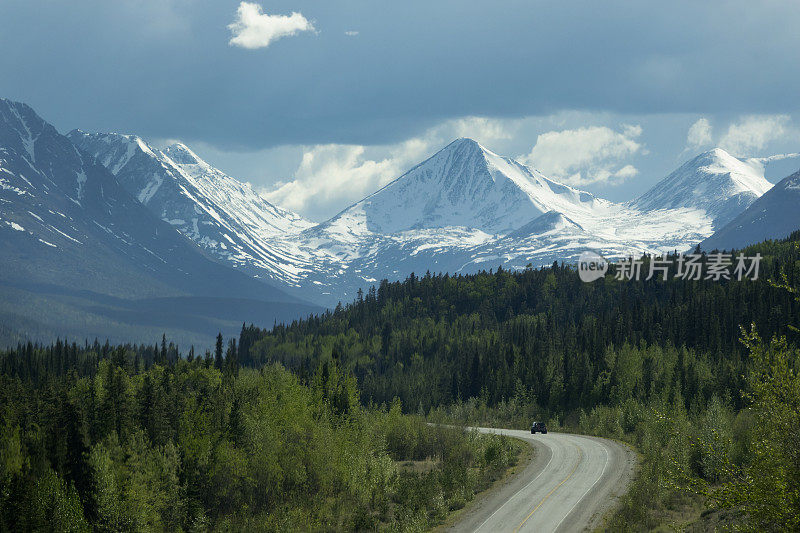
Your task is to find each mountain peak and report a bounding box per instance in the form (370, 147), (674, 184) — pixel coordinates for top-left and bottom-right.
(706, 146), (733, 158)
(0, 98), (26, 116)
(445, 137), (484, 151)
(436, 137), (496, 161)
(163, 142), (204, 165)
(683, 147), (774, 185)
(67, 130), (157, 174)
(0, 98), (52, 163)
(631, 146), (773, 227)
(322, 137), (602, 235)
(0, 98), (37, 119)
(692, 147), (761, 174)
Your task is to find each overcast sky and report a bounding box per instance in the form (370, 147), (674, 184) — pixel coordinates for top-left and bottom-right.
(2, 0), (799, 221)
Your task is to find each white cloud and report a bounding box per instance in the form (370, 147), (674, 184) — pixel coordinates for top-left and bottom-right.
(259, 116), (518, 219)
(686, 118), (713, 149)
(344, 30), (359, 36)
(719, 115), (791, 156)
(228, 2), (314, 49)
(748, 152), (800, 164)
(519, 125), (643, 186)
(614, 164), (639, 179)
(261, 142), (421, 217)
(450, 116), (514, 142)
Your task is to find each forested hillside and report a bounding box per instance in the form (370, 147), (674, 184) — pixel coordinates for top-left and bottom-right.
(243, 233), (800, 416)
(0, 341), (520, 531)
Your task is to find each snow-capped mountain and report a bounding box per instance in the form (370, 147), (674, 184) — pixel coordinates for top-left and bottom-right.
(631, 148), (773, 228)
(6, 95), (784, 343)
(283, 141), (748, 302)
(69, 131), (315, 286)
(63, 122), (782, 306)
(699, 168), (800, 251)
(327, 138), (608, 235)
(0, 98), (317, 345)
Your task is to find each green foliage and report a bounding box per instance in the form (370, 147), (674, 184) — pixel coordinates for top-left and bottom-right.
(0, 344), (520, 531)
(2, 229), (798, 530)
(29, 469), (90, 533)
(244, 238), (799, 417)
(702, 329), (800, 530)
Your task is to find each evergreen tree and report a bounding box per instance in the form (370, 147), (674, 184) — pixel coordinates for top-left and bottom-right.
(159, 334), (168, 366)
(225, 338), (239, 377)
(214, 333), (224, 370)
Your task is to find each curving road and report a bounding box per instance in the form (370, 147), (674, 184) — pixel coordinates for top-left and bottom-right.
(449, 428), (636, 533)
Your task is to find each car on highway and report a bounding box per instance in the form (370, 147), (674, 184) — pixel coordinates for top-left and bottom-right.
(531, 421), (548, 434)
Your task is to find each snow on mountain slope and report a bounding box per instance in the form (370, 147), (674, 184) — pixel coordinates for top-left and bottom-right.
(285, 141), (742, 303)
(69, 131), (316, 285)
(307, 140), (724, 260)
(299, 138), (619, 277)
(321, 138), (610, 237)
(699, 168), (800, 251)
(59, 129), (770, 306)
(631, 148), (773, 228)
(0, 98), (318, 345)
(0, 98), (303, 300)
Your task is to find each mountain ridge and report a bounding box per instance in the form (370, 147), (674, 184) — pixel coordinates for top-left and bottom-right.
(69, 130), (316, 286)
(10, 94), (786, 306)
(630, 147), (773, 228)
(73, 127), (778, 305)
(699, 169), (800, 251)
(0, 98), (319, 347)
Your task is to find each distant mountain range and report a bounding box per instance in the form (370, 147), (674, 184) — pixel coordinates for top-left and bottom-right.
(75, 133), (786, 304)
(2, 97), (798, 343)
(0, 99), (319, 347)
(66, 116), (796, 306)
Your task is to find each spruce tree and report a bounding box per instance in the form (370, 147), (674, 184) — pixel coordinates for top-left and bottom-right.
(225, 338), (239, 377)
(214, 333), (224, 370)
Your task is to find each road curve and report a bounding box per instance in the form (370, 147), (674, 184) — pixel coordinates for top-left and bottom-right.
(449, 428), (636, 533)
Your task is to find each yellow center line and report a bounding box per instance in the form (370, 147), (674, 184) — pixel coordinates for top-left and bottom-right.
(513, 443), (583, 533)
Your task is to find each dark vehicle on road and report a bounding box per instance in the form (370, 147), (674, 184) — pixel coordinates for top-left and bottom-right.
(531, 421), (548, 434)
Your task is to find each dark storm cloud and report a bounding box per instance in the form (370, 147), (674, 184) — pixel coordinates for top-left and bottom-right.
(0, 0), (798, 149)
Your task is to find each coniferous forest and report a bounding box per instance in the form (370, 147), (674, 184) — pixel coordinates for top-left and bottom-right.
(2, 232), (799, 530)
(0, 339), (520, 531)
(244, 236), (799, 416)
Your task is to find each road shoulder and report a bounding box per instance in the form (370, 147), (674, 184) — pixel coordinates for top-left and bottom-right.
(438, 432), (550, 532)
(583, 437), (639, 531)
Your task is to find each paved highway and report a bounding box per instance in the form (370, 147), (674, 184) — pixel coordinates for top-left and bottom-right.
(449, 428), (636, 532)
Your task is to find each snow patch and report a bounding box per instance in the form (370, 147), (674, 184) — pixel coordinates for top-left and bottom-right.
(76, 170), (87, 199)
